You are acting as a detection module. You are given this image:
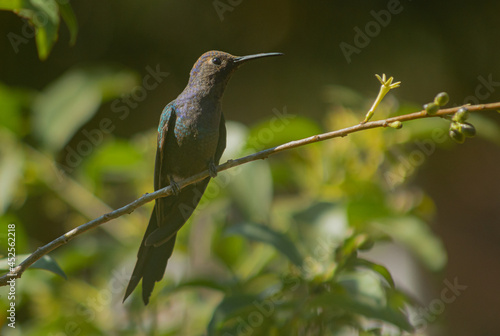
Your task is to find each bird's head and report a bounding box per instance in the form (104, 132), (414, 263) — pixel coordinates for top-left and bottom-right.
(185, 50), (283, 95)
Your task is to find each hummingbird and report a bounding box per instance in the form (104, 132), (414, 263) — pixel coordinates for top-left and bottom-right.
(124, 50), (283, 304)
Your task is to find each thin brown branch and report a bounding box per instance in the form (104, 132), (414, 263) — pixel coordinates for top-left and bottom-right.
(1, 102), (499, 286)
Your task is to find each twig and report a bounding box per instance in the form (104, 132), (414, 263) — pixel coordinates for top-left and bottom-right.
(1, 102), (499, 286)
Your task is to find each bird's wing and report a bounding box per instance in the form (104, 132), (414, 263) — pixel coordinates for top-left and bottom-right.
(155, 103), (177, 224)
(143, 112), (226, 248)
(214, 113), (227, 165)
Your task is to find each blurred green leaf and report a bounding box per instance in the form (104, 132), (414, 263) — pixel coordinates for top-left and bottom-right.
(0, 254), (66, 279)
(1, 0), (59, 60)
(309, 290), (412, 331)
(31, 254), (67, 279)
(312, 270), (413, 332)
(229, 160), (273, 222)
(226, 222), (303, 267)
(212, 233), (246, 269)
(83, 139), (143, 182)
(58, 1), (78, 45)
(471, 113), (500, 145)
(0, 0), (78, 60)
(0, 82), (32, 133)
(293, 201), (337, 224)
(0, 129), (24, 215)
(346, 185), (392, 228)
(377, 217), (447, 271)
(348, 258), (395, 288)
(323, 85), (367, 110)
(207, 294), (260, 336)
(174, 278), (226, 292)
(224, 122), (274, 222)
(32, 0), (59, 60)
(246, 115), (322, 151)
(32, 67), (137, 153)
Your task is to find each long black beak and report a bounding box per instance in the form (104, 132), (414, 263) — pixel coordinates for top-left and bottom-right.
(234, 52), (284, 64)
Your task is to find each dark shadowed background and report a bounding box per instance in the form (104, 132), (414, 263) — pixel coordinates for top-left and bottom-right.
(1, 1), (499, 335)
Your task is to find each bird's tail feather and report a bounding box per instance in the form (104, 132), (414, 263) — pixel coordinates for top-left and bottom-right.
(123, 206), (177, 304)
(123, 178), (211, 304)
(145, 178), (211, 247)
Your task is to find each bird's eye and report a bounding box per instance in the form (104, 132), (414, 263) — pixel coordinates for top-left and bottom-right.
(211, 57), (222, 65)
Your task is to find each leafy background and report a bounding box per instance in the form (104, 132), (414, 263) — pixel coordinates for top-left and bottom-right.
(1, 1), (500, 335)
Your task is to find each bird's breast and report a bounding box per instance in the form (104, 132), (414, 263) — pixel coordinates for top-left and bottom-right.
(165, 101), (222, 177)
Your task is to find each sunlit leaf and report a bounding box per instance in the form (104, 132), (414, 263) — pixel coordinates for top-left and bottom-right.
(226, 222), (303, 267)
(0, 0), (20, 11)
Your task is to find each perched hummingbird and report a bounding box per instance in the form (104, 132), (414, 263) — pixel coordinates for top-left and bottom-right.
(124, 50), (283, 304)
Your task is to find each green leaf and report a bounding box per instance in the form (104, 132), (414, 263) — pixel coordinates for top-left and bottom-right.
(229, 160), (273, 222)
(226, 222), (303, 267)
(0, 82), (33, 134)
(0, 254), (66, 279)
(470, 113), (500, 145)
(348, 258), (395, 288)
(32, 0), (59, 60)
(212, 233), (246, 269)
(0, 129), (24, 215)
(32, 67), (137, 153)
(376, 217), (447, 271)
(174, 278), (226, 292)
(224, 122), (274, 222)
(346, 185), (392, 228)
(246, 115), (322, 151)
(0, 0), (22, 11)
(308, 272), (413, 332)
(32, 68), (101, 152)
(0, 0), (78, 60)
(58, 1), (78, 45)
(83, 139), (143, 182)
(31, 254), (67, 279)
(309, 291), (412, 331)
(207, 294), (260, 336)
